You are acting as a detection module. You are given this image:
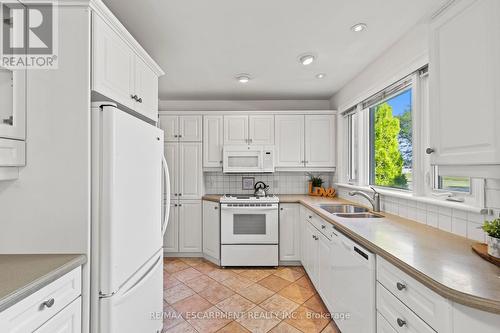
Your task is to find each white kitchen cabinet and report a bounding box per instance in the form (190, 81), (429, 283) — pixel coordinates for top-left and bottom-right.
(179, 142), (203, 199)
(452, 302), (500, 333)
(275, 115), (305, 167)
(203, 200), (220, 261)
(163, 203), (179, 253)
(224, 115), (249, 145)
(179, 201), (202, 252)
(34, 297), (81, 333)
(317, 232), (333, 311)
(279, 204), (301, 261)
(224, 115), (274, 145)
(203, 115), (224, 168)
(164, 142), (202, 199)
(0, 68), (26, 141)
(0, 267), (82, 333)
(92, 14), (159, 121)
(305, 115), (336, 167)
(429, 0), (500, 166)
(304, 221), (320, 286)
(134, 57), (158, 121)
(159, 116), (179, 142)
(159, 116), (202, 142)
(377, 312), (398, 333)
(179, 116), (203, 142)
(249, 115), (274, 145)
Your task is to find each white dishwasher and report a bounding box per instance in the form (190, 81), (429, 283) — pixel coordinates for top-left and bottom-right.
(330, 229), (376, 333)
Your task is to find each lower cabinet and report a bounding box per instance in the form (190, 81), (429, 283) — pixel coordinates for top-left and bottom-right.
(203, 200), (220, 261)
(317, 232), (333, 310)
(34, 297), (81, 333)
(303, 220), (320, 286)
(163, 200), (202, 253)
(279, 204), (301, 261)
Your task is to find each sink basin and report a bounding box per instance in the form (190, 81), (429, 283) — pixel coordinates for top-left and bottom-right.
(335, 213), (384, 218)
(317, 204), (369, 214)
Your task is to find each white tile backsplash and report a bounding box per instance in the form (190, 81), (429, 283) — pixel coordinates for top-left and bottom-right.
(204, 171), (334, 195)
(336, 184), (493, 242)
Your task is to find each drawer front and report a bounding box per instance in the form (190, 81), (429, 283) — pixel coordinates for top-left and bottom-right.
(0, 138), (25, 166)
(34, 296), (81, 333)
(377, 311), (398, 333)
(377, 283), (435, 333)
(377, 257), (450, 331)
(0, 267), (82, 333)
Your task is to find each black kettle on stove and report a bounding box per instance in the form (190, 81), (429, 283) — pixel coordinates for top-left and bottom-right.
(254, 181), (269, 197)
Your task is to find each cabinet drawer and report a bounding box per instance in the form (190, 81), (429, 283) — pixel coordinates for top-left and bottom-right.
(377, 311), (398, 333)
(0, 267), (81, 333)
(377, 257), (450, 331)
(34, 296), (81, 333)
(377, 283), (435, 333)
(0, 138), (25, 166)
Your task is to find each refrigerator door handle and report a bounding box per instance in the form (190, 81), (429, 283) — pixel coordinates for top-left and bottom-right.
(161, 155), (171, 236)
(121, 255), (162, 299)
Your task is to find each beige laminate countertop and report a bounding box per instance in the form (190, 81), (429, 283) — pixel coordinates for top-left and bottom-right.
(0, 254), (86, 312)
(203, 194), (500, 314)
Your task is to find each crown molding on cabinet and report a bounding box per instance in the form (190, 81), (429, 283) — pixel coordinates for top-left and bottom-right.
(158, 110), (337, 116)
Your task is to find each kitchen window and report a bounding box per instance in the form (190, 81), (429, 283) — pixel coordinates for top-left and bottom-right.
(346, 110), (359, 183)
(368, 87), (413, 190)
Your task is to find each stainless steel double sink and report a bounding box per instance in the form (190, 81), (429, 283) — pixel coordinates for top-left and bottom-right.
(316, 204), (383, 218)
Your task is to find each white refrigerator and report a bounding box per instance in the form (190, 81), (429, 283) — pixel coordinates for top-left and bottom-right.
(90, 102), (170, 333)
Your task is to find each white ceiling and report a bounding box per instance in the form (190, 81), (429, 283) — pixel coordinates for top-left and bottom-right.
(102, 0), (447, 100)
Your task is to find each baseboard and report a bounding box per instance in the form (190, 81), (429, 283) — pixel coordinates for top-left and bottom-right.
(279, 260), (302, 266)
(163, 252), (203, 258)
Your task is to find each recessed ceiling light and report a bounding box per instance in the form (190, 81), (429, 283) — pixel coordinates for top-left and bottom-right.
(316, 73), (326, 79)
(351, 23), (367, 32)
(235, 74), (251, 83)
(299, 54), (315, 66)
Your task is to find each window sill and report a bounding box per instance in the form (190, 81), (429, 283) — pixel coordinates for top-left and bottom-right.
(335, 183), (491, 215)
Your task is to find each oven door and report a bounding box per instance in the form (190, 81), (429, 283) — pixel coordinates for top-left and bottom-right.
(223, 147), (262, 173)
(221, 204), (278, 244)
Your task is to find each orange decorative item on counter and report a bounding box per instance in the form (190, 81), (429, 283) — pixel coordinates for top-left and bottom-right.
(308, 182), (336, 198)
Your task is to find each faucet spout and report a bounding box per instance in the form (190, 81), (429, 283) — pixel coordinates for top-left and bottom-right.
(348, 187), (381, 212)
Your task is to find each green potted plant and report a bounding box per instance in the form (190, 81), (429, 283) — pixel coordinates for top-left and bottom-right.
(482, 218), (500, 258)
(306, 173), (324, 194)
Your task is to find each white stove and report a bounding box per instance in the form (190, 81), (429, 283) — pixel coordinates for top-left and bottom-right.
(220, 194), (279, 267)
(220, 194), (279, 204)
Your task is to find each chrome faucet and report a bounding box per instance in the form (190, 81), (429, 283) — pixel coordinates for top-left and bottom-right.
(349, 186), (381, 212)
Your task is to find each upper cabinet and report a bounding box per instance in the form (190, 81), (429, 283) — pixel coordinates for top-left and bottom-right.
(92, 13), (162, 122)
(429, 0), (500, 166)
(159, 115), (202, 142)
(224, 115), (274, 145)
(203, 115), (224, 168)
(275, 115), (335, 169)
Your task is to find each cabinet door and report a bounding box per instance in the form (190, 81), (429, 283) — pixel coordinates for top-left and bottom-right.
(179, 143), (202, 199)
(318, 233), (333, 311)
(134, 56), (158, 121)
(203, 201), (220, 260)
(163, 204), (179, 252)
(92, 14), (135, 110)
(164, 143), (178, 197)
(34, 297), (81, 333)
(279, 204), (301, 261)
(305, 115), (336, 167)
(249, 115), (274, 145)
(275, 115), (304, 167)
(0, 68), (26, 140)
(429, 0), (500, 165)
(203, 115), (224, 168)
(159, 116), (179, 142)
(179, 201), (202, 252)
(304, 222), (318, 283)
(224, 115), (248, 145)
(179, 116), (202, 142)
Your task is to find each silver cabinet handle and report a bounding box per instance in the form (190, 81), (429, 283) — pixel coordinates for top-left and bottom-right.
(396, 318), (407, 327)
(280, 207), (284, 211)
(308, 215), (312, 219)
(219, 160), (223, 164)
(178, 204), (182, 207)
(178, 134), (182, 138)
(137, 97), (143, 103)
(426, 147), (435, 154)
(174, 204), (178, 207)
(396, 282), (407, 291)
(214, 206), (218, 210)
(41, 298), (55, 309)
(130, 94), (138, 100)
(321, 225), (326, 229)
(312, 235), (315, 239)
(178, 193), (182, 196)
(174, 134), (178, 138)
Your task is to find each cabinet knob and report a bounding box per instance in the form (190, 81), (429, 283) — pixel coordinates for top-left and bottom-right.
(280, 207), (284, 211)
(174, 134), (178, 138)
(178, 193), (182, 196)
(219, 160), (223, 164)
(174, 204), (178, 207)
(214, 206), (218, 210)
(321, 225), (326, 229)
(396, 282), (407, 291)
(178, 204), (182, 207)
(308, 215), (312, 219)
(179, 135), (182, 138)
(396, 318), (407, 327)
(41, 298), (55, 309)
(137, 97), (143, 103)
(426, 147), (435, 154)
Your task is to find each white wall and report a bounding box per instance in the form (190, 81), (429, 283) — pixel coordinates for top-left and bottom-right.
(159, 99), (331, 111)
(0, 7), (91, 254)
(330, 23), (429, 111)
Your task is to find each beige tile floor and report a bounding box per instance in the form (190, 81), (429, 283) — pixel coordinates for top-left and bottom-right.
(163, 257), (341, 333)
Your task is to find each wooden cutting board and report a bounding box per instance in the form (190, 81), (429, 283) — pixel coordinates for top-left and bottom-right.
(471, 243), (500, 267)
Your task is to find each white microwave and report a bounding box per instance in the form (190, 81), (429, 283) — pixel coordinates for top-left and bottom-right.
(222, 145), (275, 173)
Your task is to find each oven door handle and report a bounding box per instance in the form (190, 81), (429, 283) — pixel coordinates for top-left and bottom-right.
(221, 206), (278, 211)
